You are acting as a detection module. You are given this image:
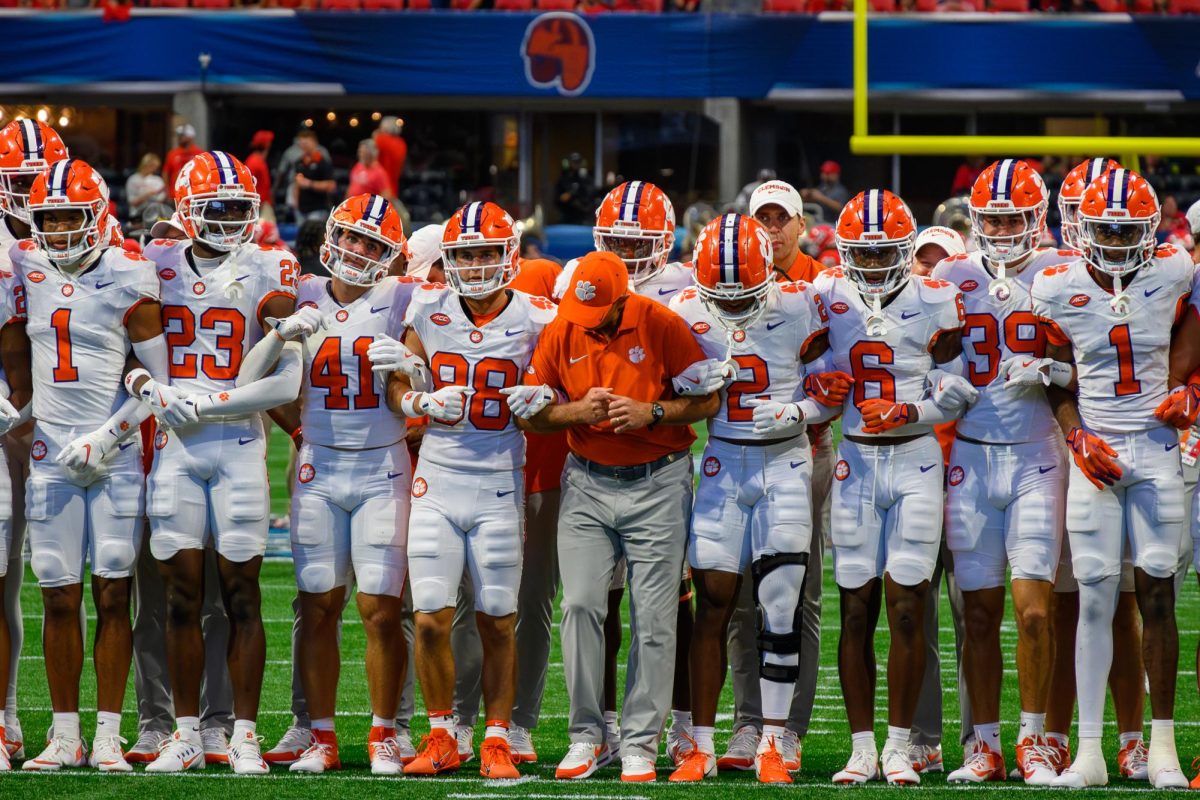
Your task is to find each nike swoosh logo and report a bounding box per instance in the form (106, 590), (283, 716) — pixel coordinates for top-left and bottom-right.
(370, 305), (390, 314)
(1144, 286), (1162, 298)
(901, 311), (919, 320)
(919, 464), (936, 472)
(95, 281), (114, 289)
(1039, 465), (1056, 473)
(118, 441), (135, 451)
(1166, 442), (1180, 452)
(238, 437), (254, 445)
(789, 460), (805, 469)
(387, 471), (402, 480)
(658, 288), (674, 296)
(182, 752), (202, 769)
(569, 354), (589, 364)
(766, 321), (784, 330)
(1021, 360), (1035, 368)
(496, 490), (515, 497)
(236, 274), (251, 282)
(505, 329), (524, 337)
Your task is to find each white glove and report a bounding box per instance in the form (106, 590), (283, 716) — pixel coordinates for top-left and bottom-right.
(0, 394), (19, 437)
(927, 369), (979, 410)
(672, 358), (735, 396)
(499, 384), (556, 419)
(745, 397), (802, 435)
(138, 379), (197, 427)
(367, 334), (427, 380)
(56, 427), (118, 472)
(273, 306), (325, 341)
(998, 356), (1073, 389)
(404, 385), (471, 422)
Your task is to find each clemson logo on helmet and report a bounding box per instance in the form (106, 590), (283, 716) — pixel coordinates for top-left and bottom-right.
(959, 280), (978, 292)
(834, 460), (850, 481)
(702, 456), (721, 477)
(412, 477), (428, 498)
(298, 463), (316, 484)
(949, 465), (965, 486)
(431, 313), (451, 326)
(521, 12), (596, 97)
(691, 321), (711, 335)
(31, 440), (47, 461)
(830, 301), (849, 314)
(1069, 294), (1090, 307)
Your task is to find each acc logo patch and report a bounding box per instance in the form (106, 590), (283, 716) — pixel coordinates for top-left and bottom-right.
(298, 463), (316, 484)
(834, 459), (850, 481)
(431, 313), (451, 326)
(958, 280), (978, 292)
(335, 309), (349, 323)
(30, 440), (47, 461)
(831, 301), (849, 314)
(154, 430), (169, 450)
(61, 284), (74, 297)
(192, 281), (206, 296)
(159, 268), (177, 281)
(1069, 294), (1090, 307)
(948, 465), (965, 486)
(470, 330), (484, 344)
(411, 477), (428, 498)
(522, 12), (596, 97)
(702, 456), (721, 477)
(27, 271), (46, 283)
(691, 321), (711, 335)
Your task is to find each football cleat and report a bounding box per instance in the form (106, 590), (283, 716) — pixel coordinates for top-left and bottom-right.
(227, 731), (269, 775)
(882, 745), (921, 785)
(1148, 747), (1188, 790)
(717, 725), (760, 771)
(4, 720), (24, 760)
(832, 749), (879, 784)
(125, 729), (167, 764)
(145, 732), (205, 773)
(620, 754), (657, 782)
(666, 723), (694, 767)
(368, 727), (401, 776)
(507, 725), (537, 763)
(90, 735), (132, 773)
(910, 742), (943, 774)
(1117, 738), (1149, 780)
(1016, 735), (1058, 785)
(780, 729), (802, 772)
(200, 727), (229, 765)
(1048, 737), (1071, 773)
(556, 741), (608, 780)
(22, 735), (88, 771)
(669, 749), (716, 782)
(264, 726), (314, 765)
(0, 735), (9, 772)
(394, 729), (417, 765)
(455, 723), (474, 763)
(1189, 756), (1200, 789)
(756, 737), (792, 784)
(1052, 750), (1108, 788)
(403, 728), (460, 776)
(479, 736), (520, 780)
(949, 740), (1005, 783)
(289, 731), (340, 774)
(605, 719), (622, 760)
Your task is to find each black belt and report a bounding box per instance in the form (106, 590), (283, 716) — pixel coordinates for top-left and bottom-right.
(712, 433), (806, 448)
(578, 450), (689, 482)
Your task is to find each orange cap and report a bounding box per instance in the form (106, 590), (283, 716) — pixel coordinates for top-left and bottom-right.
(559, 251), (629, 329)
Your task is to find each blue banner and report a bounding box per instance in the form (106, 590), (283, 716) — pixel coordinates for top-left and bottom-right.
(1, 11), (1198, 100)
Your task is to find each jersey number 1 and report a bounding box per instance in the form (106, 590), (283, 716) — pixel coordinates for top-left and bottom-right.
(50, 308), (79, 382)
(1108, 323), (1141, 397)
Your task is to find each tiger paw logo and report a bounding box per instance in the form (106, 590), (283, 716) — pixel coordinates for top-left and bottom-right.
(154, 430), (169, 450)
(948, 465), (965, 486)
(298, 463), (316, 484)
(31, 440), (47, 461)
(411, 477), (428, 498)
(834, 459), (850, 481)
(702, 456), (721, 477)
(522, 12), (596, 97)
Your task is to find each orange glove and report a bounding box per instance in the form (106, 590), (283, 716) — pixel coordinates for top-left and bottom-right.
(1066, 426), (1122, 490)
(1154, 384), (1200, 430)
(858, 399), (915, 434)
(804, 371), (855, 408)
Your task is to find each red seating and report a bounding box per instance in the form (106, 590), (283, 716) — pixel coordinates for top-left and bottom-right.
(362, 0), (404, 8)
(406, 0), (432, 8)
(763, 0), (806, 10)
(536, 0), (576, 8)
(147, 0), (189, 7)
(495, 0), (534, 8)
(614, 0), (663, 9)
(319, 0), (362, 9)
(870, 0), (897, 10)
(1170, 0), (1200, 11)
(191, 0), (233, 8)
(989, 0), (1030, 10)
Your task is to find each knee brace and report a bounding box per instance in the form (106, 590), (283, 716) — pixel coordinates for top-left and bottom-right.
(752, 551), (808, 683)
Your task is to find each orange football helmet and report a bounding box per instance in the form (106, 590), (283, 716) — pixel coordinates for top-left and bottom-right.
(0, 119), (69, 224)
(28, 158), (111, 267)
(692, 213), (775, 331)
(593, 180), (676, 285)
(968, 159), (1047, 267)
(1058, 157), (1121, 251)
(1077, 167), (1159, 278)
(440, 201), (519, 297)
(835, 189), (916, 301)
(176, 150), (259, 252)
(321, 194), (409, 286)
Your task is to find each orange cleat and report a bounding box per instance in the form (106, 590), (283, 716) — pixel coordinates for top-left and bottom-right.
(289, 730), (340, 774)
(1049, 739), (1071, 774)
(756, 738), (793, 784)
(403, 728), (460, 776)
(669, 749), (716, 782)
(1189, 757), (1200, 789)
(480, 737), (520, 780)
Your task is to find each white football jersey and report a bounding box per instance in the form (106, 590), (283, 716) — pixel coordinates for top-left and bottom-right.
(1032, 245), (1195, 434)
(933, 248), (1074, 443)
(556, 258), (693, 307)
(11, 242), (158, 428)
(814, 269), (964, 439)
(406, 285), (557, 471)
(671, 281), (828, 441)
(144, 239), (298, 397)
(296, 275), (421, 450)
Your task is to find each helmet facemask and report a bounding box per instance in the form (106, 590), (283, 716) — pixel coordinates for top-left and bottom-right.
(838, 236), (913, 337)
(31, 204), (104, 269)
(697, 277), (774, 335)
(183, 193), (259, 252)
(0, 169), (43, 224)
(1080, 217), (1157, 317)
(593, 224), (671, 286)
(1058, 197), (1083, 251)
(321, 222), (401, 287)
(970, 204), (1045, 292)
(441, 236), (517, 298)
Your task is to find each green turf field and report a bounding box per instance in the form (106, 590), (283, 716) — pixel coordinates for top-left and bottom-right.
(3, 429), (1199, 797)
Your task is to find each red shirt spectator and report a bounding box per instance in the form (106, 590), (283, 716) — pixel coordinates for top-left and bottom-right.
(164, 124), (202, 201)
(346, 139), (395, 201)
(244, 129), (274, 217)
(950, 156), (985, 196)
(373, 116), (407, 195)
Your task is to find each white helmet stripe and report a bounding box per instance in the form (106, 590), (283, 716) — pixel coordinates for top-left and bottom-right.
(992, 159), (1015, 202)
(210, 150), (238, 186)
(719, 213), (739, 284)
(620, 180), (643, 223)
(49, 160), (71, 196)
(1107, 169), (1127, 211)
(20, 119), (40, 163)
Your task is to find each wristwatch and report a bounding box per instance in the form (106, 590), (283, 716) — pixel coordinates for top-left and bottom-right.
(649, 402), (665, 429)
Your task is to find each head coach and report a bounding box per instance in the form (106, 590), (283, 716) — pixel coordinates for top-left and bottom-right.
(502, 250), (724, 781)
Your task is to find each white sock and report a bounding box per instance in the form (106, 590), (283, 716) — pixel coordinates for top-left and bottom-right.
(430, 713), (454, 733)
(52, 712), (80, 741)
(1119, 730), (1142, 746)
(1018, 711), (1045, 740)
(232, 719), (256, 741)
(974, 722), (1001, 752)
(885, 725), (910, 752)
(177, 716), (201, 744)
(1075, 576), (1119, 741)
(484, 724), (508, 742)
(95, 711), (121, 738)
(693, 725), (715, 754)
(311, 717), (335, 732)
(671, 709), (692, 730)
(370, 715), (392, 730)
(1149, 719), (1176, 756)
(851, 730), (876, 753)
(761, 724), (787, 751)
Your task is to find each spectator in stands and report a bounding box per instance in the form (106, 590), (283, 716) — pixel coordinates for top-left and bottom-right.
(733, 167), (777, 213)
(555, 152), (596, 224)
(346, 139), (396, 203)
(291, 129), (337, 222)
(801, 160), (849, 216)
(274, 127), (331, 209)
(373, 116), (408, 196)
(1159, 194), (1191, 244)
(125, 152), (167, 221)
(163, 123), (202, 201)
(294, 218), (329, 277)
(950, 155), (985, 196)
(245, 129), (275, 222)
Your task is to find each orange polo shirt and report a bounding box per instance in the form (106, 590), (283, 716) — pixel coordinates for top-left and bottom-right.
(526, 293), (703, 467)
(778, 251), (823, 284)
(511, 258), (568, 495)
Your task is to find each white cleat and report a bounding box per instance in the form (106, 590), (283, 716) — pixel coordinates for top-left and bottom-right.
(882, 745), (921, 785)
(717, 725), (760, 771)
(832, 749), (879, 784)
(1148, 749), (1188, 789)
(508, 725), (537, 764)
(145, 732), (205, 773)
(1052, 750), (1108, 788)
(394, 729), (416, 765)
(22, 736), (88, 771)
(666, 723), (694, 767)
(0, 740), (10, 772)
(620, 754), (657, 782)
(369, 736), (403, 775)
(455, 723), (474, 763)
(289, 740), (339, 774)
(780, 729), (801, 772)
(556, 741), (608, 780)
(909, 743), (943, 774)
(4, 719), (24, 760)
(90, 735), (132, 772)
(228, 731), (269, 774)
(263, 725), (313, 765)
(201, 727), (229, 765)
(125, 729), (168, 764)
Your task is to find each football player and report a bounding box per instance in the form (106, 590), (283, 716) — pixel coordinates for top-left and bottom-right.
(393, 201), (554, 779)
(1032, 168), (1190, 789)
(0, 118), (69, 761)
(816, 190), (973, 786)
(5, 160), (165, 771)
(133, 151), (298, 774)
(666, 213), (848, 783)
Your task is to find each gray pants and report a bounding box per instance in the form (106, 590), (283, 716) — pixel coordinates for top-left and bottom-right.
(453, 488), (561, 730)
(911, 544), (970, 748)
(131, 536), (235, 734)
(558, 454), (690, 760)
(3, 430), (28, 728)
(728, 425), (832, 736)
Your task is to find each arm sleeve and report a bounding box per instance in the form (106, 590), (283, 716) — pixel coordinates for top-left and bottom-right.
(194, 342), (302, 419)
(131, 334), (169, 380)
(236, 329), (288, 387)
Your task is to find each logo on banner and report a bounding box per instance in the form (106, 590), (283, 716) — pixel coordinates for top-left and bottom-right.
(522, 12), (596, 97)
